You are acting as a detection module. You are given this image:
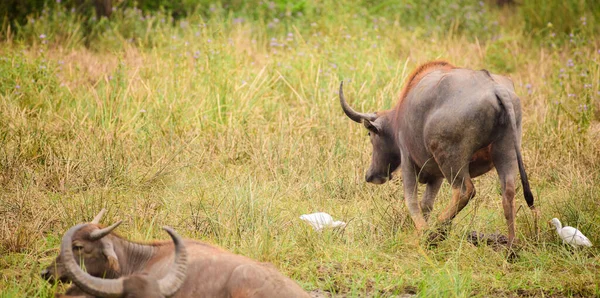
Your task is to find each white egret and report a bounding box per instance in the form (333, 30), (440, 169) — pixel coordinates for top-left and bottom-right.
(299, 212), (346, 231)
(550, 218), (592, 247)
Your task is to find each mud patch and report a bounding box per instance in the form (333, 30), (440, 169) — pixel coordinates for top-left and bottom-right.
(467, 231), (510, 248)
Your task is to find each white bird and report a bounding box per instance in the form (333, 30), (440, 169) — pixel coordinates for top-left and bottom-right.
(550, 218), (593, 247)
(299, 212), (346, 231)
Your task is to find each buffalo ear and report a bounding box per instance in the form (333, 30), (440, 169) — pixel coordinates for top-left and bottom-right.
(363, 119), (381, 134)
(100, 238), (121, 273)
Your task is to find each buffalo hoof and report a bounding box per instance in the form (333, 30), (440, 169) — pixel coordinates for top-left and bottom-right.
(424, 225), (450, 247)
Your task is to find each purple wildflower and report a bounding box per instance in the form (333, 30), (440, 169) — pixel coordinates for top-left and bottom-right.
(567, 59), (574, 67)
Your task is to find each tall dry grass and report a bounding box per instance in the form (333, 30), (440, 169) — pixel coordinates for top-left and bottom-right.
(1, 1), (599, 297)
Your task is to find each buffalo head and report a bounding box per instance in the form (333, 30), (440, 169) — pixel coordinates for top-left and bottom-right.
(339, 82), (401, 184)
(41, 209), (122, 283)
(59, 225), (187, 298)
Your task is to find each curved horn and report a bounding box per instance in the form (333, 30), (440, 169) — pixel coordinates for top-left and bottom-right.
(91, 209), (107, 224)
(339, 81), (377, 123)
(89, 221), (123, 240)
(61, 224), (124, 298)
(158, 226), (188, 296)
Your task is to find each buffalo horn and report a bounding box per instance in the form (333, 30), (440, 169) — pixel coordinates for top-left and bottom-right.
(91, 209), (107, 224)
(158, 226), (188, 296)
(89, 221), (123, 240)
(339, 81), (378, 123)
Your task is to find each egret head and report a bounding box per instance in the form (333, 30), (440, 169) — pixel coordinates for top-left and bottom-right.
(549, 218), (562, 230)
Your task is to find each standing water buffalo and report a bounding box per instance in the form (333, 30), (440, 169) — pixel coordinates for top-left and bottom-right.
(339, 61), (538, 245)
(42, 209), (310, 298)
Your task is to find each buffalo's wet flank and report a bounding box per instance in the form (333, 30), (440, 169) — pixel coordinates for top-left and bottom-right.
(1, 0), (600, 297)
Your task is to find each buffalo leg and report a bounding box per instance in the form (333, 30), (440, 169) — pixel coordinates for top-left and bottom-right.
(420, 177), (443, 221)
(437, 159), (476, 224)
(491, 135), (519, 247)
(401, 162), (428, 231)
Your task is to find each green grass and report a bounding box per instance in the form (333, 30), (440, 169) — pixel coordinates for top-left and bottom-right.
(1, 1), (600, 297)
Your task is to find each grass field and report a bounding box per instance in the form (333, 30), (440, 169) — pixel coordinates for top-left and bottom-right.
(1, 1), (599, 297)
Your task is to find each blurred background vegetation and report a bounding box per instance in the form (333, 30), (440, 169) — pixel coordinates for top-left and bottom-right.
(1, 0), (598, 48)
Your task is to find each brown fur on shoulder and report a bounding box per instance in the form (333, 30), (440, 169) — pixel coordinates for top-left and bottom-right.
(397, 60), (455, 104)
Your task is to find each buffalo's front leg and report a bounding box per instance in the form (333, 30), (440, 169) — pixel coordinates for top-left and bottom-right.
(420, 178), (443, 221)
(401, 162), (427, 231)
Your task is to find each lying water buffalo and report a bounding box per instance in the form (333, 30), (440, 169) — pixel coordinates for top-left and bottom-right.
(339, 61), (538, 245)
(59, 225), (187, 298)
(42, 209), (310, 298)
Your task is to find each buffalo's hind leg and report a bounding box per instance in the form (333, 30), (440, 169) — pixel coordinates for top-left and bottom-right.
(491, 137), (519, 248)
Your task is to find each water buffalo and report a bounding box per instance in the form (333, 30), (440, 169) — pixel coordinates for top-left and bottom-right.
(58, 225), (187, 298)
(42, 209), (310, 298)
(339, 61), (538, 245)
